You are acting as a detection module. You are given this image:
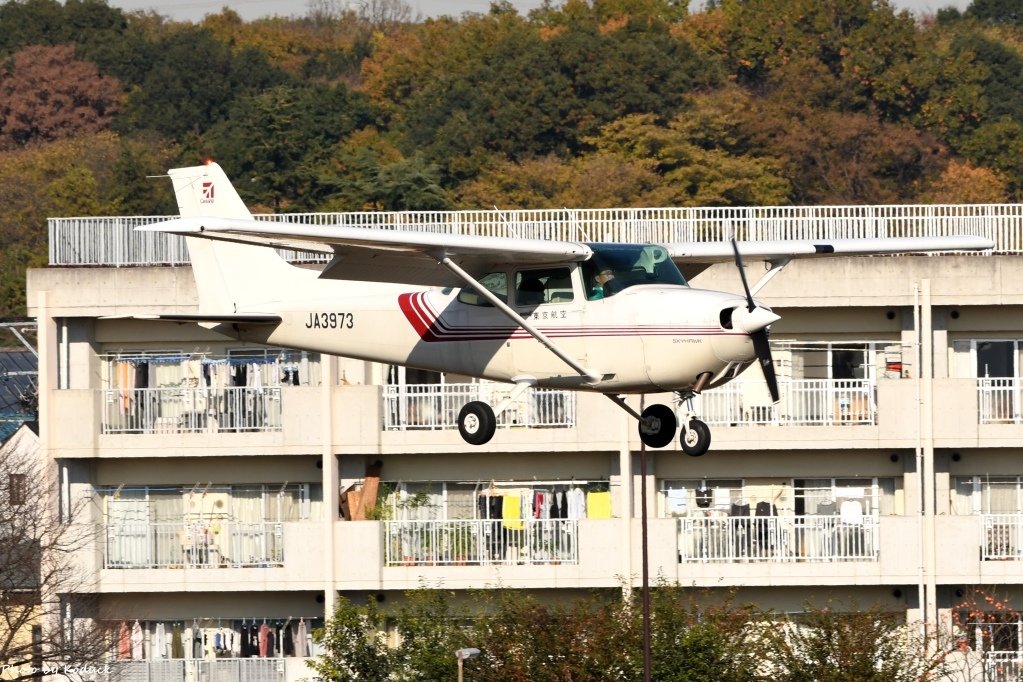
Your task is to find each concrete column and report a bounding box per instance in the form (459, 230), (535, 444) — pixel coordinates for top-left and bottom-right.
(921, 279), (938, 629)
(321, 354), (339, 619)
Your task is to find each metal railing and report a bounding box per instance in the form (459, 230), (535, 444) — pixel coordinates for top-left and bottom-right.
(103, 521), (284, 568)
(383, 383), (576, 430)
(982, 514), (1023, 561)
(101, 386), (282, 434)
(677, 515), (879, 562)
(979, 378), (1022, 425)
(100, 658), (284, 682)
(699, 378), (876, 426)
(48, 203), (1017, 266)
(383, 518), (579, 566)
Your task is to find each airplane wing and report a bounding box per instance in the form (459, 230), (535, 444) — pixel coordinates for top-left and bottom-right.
(142, 217), (593, 287)
(667, 235), (995, 280)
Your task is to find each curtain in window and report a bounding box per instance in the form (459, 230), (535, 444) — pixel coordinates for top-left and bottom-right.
(985, 478), (1018, 514)
(106, 493), (150, 567)
(951, 477), (977, 515)
(231, 487), (267, 566)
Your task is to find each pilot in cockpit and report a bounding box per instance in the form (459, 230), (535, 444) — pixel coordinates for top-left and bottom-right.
(588, 268), (616, 300)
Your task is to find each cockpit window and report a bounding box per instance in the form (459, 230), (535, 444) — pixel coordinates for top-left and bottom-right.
(458, 272), (507, 306)
(582, 244), (687, 300)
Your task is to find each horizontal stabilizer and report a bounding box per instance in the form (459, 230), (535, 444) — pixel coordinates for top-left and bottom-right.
(100, 313), (281, 324)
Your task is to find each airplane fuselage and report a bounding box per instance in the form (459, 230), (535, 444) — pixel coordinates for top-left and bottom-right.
(224, 281), (758, 394)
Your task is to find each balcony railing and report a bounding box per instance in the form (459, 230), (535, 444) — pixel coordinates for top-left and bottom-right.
(100, 658), (285, 682)
(979, 378), (1022, 425)
(383, 383), (575, 431)
(383, 518), (579, 567)
(104, 521), (284, 569)
(49, 204), (1015, 266)
(699, 379), (876, 426)
(981, 514), (1023, 560)
(983, 652), (1023, 681)
(101, 386), (282, 434)
(677, 515), (879, 562)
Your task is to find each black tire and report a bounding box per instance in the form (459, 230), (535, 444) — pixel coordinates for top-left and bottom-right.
(458, 401), (497, 446)
(680, 419), (712, 456)
(638, 404), (677, 449)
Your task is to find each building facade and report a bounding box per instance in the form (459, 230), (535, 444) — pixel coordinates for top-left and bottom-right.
(27, 205), (1023, 680)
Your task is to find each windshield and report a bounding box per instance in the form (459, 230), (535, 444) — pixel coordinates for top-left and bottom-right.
(582, 244), (687, 300)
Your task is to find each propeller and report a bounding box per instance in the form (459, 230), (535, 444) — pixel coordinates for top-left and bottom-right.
(731, 238), (781, 404)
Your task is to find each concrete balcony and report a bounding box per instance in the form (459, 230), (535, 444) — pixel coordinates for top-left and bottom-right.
(90, 522), (323, 593)
(334, 519), (625, 591)
(638, 516), (925, 587)
(46, 376), (1023, 459)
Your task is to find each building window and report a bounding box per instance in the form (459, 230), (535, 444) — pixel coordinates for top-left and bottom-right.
(8, 473), (26, 506)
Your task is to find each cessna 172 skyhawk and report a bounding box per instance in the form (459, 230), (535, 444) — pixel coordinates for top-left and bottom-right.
(140, 162), (993, 455)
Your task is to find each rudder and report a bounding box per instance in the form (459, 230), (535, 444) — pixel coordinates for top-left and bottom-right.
(168, 162), (305, 314)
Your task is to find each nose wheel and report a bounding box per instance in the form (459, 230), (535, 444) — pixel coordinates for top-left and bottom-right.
(679, 419), (711, 456)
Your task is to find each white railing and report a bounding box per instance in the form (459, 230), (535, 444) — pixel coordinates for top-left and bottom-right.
(48, 203), (1017, 266)
(677, 515), (879, 562)
(982, 652), (1023, 682)
(698, 378), (876, 426)
(383, 518), (579, 566)
(982, 514), (1023, 561)
(383, 383), (575, 430)
(101, 386), (282, 434)
(104, 521), (284, 568)
(100, 658), (284, 681)
(979, 378), (1022, 425)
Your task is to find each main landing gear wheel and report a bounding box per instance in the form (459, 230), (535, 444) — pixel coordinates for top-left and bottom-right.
(638, 404), (677, 449)
(458, 401), (497, 446)
(680, 419), (711, 457)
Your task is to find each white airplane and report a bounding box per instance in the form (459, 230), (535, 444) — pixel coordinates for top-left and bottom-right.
(139, 162), (993, 455)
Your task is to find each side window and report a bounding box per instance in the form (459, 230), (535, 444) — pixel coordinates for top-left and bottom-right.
(515, 267), (573, 306)
(458, 272), (507, 307)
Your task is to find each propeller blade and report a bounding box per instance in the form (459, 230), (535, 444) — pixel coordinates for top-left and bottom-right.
(730, 237), (755, 312)
(752, 329), (780, 404)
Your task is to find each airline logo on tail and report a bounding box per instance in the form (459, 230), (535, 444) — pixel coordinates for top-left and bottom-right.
(201, 182), (215, 203)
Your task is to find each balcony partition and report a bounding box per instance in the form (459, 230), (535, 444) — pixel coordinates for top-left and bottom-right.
(383, 383), (575, 431)
(677, 515), (879, 563)
(383, 519), (579, 567)
(103, 521), (284, 569)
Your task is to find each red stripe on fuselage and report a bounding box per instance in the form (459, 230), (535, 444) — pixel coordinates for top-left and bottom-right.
(398, 291), (744, 342)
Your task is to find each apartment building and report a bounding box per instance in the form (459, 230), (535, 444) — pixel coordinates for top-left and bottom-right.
(27, 205), (1023, 680)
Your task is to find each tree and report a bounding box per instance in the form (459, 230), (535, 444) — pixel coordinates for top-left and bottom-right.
(0, 44), (121, 148)
(966, 0), (1023, 25)
(0, 132), (146, 317)
(308, 595), (392, 681)
(116, 25), (289, 139)
(756, 602), (951, 682)
(0, 425), (108, 680)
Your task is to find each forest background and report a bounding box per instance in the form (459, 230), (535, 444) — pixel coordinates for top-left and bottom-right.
(0, 0), (1021, 318)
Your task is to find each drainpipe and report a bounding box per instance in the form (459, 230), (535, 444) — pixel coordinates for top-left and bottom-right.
(914, 282), (926, 637)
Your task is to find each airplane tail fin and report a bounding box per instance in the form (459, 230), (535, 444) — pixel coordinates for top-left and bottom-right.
(168, 162), (305, 314)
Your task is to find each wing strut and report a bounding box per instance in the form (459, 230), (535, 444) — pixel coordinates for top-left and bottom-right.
(437, 256), (601, 385)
